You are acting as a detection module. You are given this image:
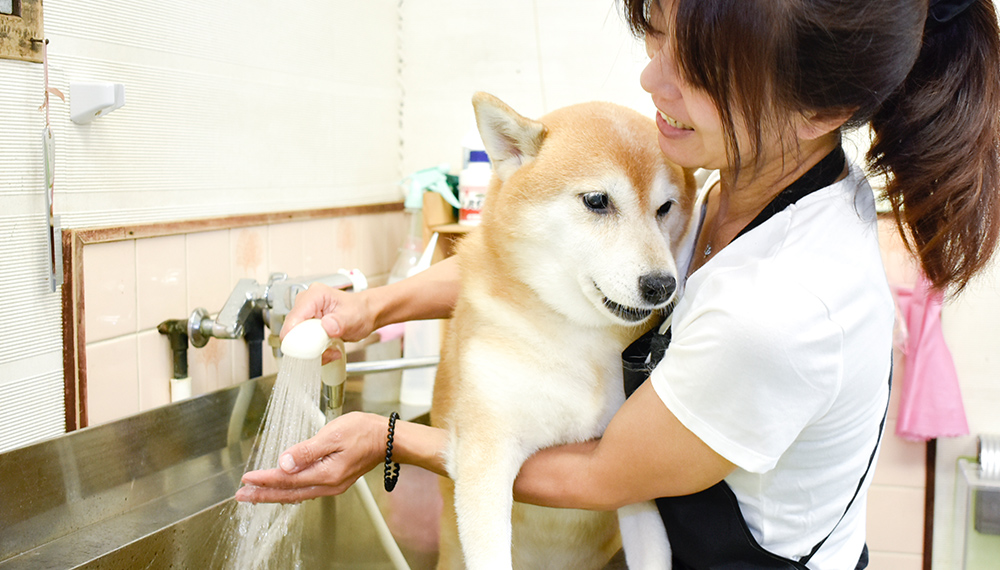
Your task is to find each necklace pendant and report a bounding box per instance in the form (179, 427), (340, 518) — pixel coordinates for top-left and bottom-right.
(704, 243), (712, 257)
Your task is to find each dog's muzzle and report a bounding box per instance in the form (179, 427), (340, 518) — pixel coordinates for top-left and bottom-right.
(598, 272), (676, 323)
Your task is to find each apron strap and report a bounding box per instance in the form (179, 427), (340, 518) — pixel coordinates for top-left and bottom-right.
(732, 146), (846, 243)
(621, 146), (847, 397)
(798, 358), (892, 565)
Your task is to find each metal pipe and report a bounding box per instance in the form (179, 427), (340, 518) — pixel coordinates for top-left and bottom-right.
(345, 356), (440, 376)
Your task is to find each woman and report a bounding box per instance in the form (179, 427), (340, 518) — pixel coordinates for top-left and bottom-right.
(237, 0), (1000, 567)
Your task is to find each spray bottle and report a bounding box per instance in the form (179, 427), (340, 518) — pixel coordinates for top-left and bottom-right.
(364, 166), (458, 406)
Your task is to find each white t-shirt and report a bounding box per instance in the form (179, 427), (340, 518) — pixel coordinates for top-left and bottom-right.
(650, 165), (894, 569)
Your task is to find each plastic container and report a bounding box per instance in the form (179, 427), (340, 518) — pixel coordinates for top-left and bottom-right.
(398, 233), (441, 407)
(458, 150), (491, 226)
(362, 325), (404, 403)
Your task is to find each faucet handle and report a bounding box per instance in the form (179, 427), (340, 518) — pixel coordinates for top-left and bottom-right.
(188, 307), (212, 348)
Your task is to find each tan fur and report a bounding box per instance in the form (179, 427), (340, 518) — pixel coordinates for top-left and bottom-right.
(431, 93), (697, 570)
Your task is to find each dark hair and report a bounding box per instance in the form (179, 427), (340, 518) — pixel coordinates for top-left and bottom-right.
(622, 0), (1000, 293)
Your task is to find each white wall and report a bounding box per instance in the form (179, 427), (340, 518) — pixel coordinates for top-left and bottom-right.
(0, 0), (403, 451)
(399, 0), (651, 175)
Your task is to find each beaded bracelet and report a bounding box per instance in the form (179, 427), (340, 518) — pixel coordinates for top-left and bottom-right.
(384, 411), (401, 492)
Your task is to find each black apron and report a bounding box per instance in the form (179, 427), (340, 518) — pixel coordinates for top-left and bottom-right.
(622, 147), (886, 569)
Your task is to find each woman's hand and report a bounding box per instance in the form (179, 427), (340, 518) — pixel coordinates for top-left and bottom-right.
(279, 256), (461, 363)
(236, 411), (386, 503)
(279, 284), (377, 363)
(237, 412), (451, 504)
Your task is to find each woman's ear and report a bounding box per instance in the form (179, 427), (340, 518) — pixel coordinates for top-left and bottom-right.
(797, 108), (855, 141)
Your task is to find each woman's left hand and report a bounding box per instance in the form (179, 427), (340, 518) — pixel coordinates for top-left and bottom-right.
(235, 411), (385, 504)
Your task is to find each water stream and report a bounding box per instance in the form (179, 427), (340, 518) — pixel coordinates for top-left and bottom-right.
(217, 355), (325, 569)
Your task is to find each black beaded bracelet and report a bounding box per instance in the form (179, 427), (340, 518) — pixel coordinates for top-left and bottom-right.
(384, 411), (401, 492)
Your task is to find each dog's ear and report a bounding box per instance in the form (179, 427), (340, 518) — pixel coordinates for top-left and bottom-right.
(472, 92), (547, 181)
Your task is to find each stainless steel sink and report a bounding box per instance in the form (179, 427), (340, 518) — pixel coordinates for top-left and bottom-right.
(0, 375), (439, 569)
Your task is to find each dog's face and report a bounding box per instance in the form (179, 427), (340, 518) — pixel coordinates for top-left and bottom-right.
(473, 93), (698, 328)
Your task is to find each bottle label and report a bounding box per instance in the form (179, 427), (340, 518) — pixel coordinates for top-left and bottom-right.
(459, 184), (487, 225)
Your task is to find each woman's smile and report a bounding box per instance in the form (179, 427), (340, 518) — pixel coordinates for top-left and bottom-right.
(656, 109), (695, 134)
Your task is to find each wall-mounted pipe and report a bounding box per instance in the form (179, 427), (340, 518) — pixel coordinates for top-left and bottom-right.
(157, 319), (191, 401)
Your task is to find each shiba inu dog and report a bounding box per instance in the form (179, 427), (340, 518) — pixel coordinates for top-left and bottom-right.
(431, 92), (698, 570)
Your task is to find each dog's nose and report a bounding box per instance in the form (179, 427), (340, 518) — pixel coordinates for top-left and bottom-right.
(639, 272), (676, 305)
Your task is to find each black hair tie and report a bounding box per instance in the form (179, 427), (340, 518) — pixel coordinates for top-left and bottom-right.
(384, 412), (401, 492)
(929, 0), (977, 26)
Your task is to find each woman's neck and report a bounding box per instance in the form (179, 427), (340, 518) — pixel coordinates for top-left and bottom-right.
(715, 133), (842, 222)
(688, 133), (843, 275)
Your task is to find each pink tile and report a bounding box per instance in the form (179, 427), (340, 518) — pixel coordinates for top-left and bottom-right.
(349, 212), (409, 280)
(231, 341), (250, 387)
(83, 240), (137, 343)
(301, 218), (340, 276)
(86, 336), (139, 426)
(136, 235), (187, 331)
(335, 217), (364, 271)
(261, 346), (279, 378)
(888, 348), (904, 420)
(866, 485), (925, 554)
(137, 330), (173, 411)
(186, 230), (232, 314)
(268, 222), (305, 279)
(188, 337), (233, 396)
(867, 551), (922, 570)
(231, 226), (269, 284)
(872, 419), (927, 488)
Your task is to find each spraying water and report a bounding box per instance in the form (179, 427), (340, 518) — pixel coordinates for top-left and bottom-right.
(218, 321), (332, 569)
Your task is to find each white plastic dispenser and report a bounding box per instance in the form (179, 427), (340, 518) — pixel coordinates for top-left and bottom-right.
(281, 318), (347, 420)
(70, 82), (126, 124)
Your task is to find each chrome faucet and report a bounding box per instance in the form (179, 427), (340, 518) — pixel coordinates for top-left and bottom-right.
(187, 271), (365, 357)
(187, 278), (267, 348)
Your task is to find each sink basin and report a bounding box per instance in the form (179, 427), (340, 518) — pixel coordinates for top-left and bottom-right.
(0, 375), (439, 569)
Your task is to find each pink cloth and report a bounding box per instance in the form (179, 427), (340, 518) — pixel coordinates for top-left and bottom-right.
(892, 273), (969, 441)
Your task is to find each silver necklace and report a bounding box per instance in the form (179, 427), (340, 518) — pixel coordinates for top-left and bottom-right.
(703, 243), (712, 257)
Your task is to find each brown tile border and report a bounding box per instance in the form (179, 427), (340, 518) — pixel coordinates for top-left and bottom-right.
(60, 202), (403, 431)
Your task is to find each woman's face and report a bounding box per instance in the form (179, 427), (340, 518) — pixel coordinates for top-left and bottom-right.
(639, 6), (733, 172)
(639, 1), (780, 174)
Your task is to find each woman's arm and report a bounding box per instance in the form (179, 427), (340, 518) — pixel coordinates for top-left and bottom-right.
(236, 381), (734, 507)
(278, 255), (461, 361)
(513, 380), (735, 510)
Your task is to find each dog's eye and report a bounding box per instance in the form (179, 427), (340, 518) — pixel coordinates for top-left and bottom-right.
(657, 201), (673, 217)
(582, 192), (611, 213)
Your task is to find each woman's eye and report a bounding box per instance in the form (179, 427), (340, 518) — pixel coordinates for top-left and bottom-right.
(657, 201), (673, 217)
(582, 192), (612, 212)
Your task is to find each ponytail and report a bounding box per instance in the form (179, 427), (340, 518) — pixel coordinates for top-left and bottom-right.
(868, 0), (1000, 293)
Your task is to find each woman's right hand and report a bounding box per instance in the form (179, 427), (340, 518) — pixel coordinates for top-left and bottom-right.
(279, 256), (462, 363)
(279, 283), (377, 362)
